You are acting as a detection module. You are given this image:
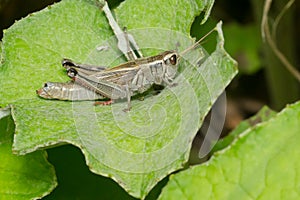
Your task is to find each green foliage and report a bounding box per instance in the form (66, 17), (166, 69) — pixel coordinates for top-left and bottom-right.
(211, 106), (276, 153)
(0, 0), (238, 198)
(44, 145), (138, 200)
(0, 108), (57, 199)
(223, 23), (262, 74)
(191, 19), (262, 75)
(159, 101), (300, 199)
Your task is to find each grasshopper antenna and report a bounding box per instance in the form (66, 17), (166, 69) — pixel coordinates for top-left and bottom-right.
(180, 26), (216, 56)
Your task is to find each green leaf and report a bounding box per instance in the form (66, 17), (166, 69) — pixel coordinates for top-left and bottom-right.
(0, 107), (10, 119)
(0, 108), (57, 200)
(0, 0), (114, 105)
(0, 0), (237, 198)
(159, 101), (300, 200)
(115, 0), (214, 31)
(211, 106), (276, 153)
(44, 145), (137, 200)
(0, 41), (2, 64)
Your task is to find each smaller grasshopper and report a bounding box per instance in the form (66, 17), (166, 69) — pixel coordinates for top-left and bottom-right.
(37, 2), (216, 111)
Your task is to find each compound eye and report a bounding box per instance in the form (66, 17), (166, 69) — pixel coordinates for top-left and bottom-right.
(169, 54), (177, 65)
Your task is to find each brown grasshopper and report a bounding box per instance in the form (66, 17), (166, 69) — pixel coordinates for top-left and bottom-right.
(37, 1), (215, 111)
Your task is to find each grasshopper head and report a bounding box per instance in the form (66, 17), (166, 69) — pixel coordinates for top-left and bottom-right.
(163, 51), (179, 81)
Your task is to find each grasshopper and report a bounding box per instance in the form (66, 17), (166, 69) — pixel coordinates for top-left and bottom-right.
(37, 1), (215, 111)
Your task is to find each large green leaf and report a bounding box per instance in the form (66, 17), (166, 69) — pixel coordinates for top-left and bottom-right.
(0, 108), (57, 200)
(159, 101), (300, 199)
(211, 106), (276, 153)
(0, 0), (237, 198)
